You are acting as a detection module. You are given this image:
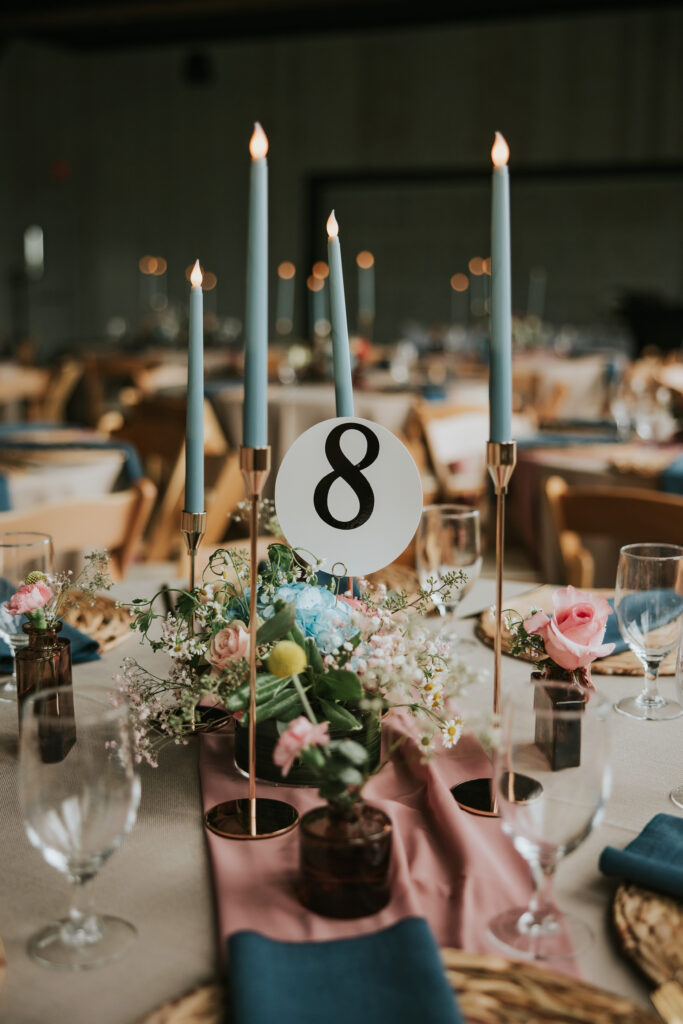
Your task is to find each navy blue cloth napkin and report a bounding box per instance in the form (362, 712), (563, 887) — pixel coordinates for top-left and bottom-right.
(599, 814), (683, 899)
(0, 621), (100, 673)
(228, 918), (462, 1024)
(602, 593), (683, 656)
(661, 454), (683, 496)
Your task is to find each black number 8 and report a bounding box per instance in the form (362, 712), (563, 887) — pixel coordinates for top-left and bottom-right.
(313, 423), (380, 530)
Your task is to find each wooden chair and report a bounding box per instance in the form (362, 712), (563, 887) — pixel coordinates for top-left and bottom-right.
(0, 478), (157, 580)
(104, 394), (243, 560)
(545, 474), (683, 588)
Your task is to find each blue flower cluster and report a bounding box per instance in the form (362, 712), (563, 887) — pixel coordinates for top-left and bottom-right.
(260, 581), (358, 654)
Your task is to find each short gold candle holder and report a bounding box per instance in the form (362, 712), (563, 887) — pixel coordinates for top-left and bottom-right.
(180, 510), (207, 594)
(204, 445), (299, 840)
(452, 440), (517, 817)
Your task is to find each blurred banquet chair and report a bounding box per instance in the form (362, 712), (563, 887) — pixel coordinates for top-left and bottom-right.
(544, 474), (683, 589)
(412, 402), (491, 506)
(29, 358), (84, 423)
(104, 393), (242, 560)
(0, 478), (156, 580)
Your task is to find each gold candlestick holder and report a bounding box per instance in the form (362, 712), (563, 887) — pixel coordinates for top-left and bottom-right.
(181, 510), (207, 594)
(452, 440), (517, 817)
(205, 445), (299, 840)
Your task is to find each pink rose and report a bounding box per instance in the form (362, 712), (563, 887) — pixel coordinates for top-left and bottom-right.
(337, 595), (368, 613)
(273, 716), (330, 777)
(523, 586), (615, 672)
(4, 581), (53, 616)
(208, 622), (250, 673)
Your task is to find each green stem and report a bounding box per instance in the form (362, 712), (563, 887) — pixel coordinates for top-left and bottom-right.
(292, 673), (317, 723)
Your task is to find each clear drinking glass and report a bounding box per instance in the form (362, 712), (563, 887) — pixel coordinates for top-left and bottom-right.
(487, 680), (610, 960)
(19, 685), (141, 969)
(0, 532), (53, 701)
(415, 505), (482, 628)
(614, 543), (683, 721)
(670, 625), (683, 809)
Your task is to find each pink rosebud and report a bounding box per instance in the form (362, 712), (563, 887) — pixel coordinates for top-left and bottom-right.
(273, 716), (330, 777)
(208, 621), (250, 674)
(4, 581), (53, 617)
(525, 586), (615, 672)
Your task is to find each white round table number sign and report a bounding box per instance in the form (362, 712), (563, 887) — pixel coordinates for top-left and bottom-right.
(275, 417), (423, 577)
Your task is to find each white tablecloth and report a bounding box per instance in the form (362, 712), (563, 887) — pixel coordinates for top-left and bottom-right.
(0, 568), (676, 1022)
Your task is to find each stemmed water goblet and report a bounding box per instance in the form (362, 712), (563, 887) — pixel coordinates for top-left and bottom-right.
(0, 532), (53, 701)
(487, 679), (610, 960)
(415, 504), (482, 640)
(614, 543), (683, 721)
(19, 684), (141, 969)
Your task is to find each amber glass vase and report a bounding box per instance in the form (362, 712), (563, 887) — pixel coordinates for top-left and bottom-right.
(299, 800), (392, 918)
(16, 622), (73, 722)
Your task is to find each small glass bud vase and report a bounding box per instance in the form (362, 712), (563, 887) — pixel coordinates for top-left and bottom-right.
(298, 800), (392, 918)
(532, 670), (586, 771)
(16, 622), (74, 739)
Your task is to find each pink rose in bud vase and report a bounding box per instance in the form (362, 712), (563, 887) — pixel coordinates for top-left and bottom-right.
(273, 716), (330, 777)
(523, 585), (615, 673)
(4, 581), (53, 617)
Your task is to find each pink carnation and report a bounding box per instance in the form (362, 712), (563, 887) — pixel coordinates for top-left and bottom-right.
(273, 716), (330, 777)
(208, 622), (250, 674)
(523, 585), (614, 672)
(5, 581), (53, 617)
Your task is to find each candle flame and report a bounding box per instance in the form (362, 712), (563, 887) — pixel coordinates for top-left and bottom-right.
(278, 261), (296, 280)
(326, 210), (339, 240)
(450, 273), (469, 293)
(312, 261), (329, 280)
(249, 122), (269, 160)
(190, 259), (203, 288)
(491, 132), (510, 168)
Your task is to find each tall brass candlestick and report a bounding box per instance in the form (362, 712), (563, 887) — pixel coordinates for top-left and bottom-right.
(452, 440), (517, 817)
(204, 446), (299, 840)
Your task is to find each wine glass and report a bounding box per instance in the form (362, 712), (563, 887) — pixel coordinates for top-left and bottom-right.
(0, 532), (53, 701)
(415, 505), (482, 633)
(614, 543), (683, 721)
(487, 679), (610, 960)
(19, 685), (141, 969)
(669, 624), (683, 809)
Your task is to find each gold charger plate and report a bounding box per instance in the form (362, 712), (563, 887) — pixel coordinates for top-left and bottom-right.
(613, 883), (683, 988)
(476, 585), (676, 676)
(62, 590), (133, 654)
(136, 952), (655, 1024)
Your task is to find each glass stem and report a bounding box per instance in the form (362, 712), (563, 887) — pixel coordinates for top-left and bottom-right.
(60, 877), (102, 947)
(528, 861), (555, 914)
(641, 661), (662, 704)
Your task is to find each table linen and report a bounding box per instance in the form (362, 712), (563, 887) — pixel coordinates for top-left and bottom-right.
(599, 814), (683, 898)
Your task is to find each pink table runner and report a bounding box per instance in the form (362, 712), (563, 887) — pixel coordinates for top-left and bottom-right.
(199, 720), (538, 949)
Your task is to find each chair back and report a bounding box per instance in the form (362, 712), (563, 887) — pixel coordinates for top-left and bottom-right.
(545, 474), (683, 588)
(0, 478), (156, 580)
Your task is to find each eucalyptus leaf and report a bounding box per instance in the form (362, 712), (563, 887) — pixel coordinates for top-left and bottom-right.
(256, 602), (296, 646)
(317, 698), (361, 732)
(317, 669), (362, 702)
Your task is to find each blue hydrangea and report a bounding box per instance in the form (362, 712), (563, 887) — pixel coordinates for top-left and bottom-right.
(259, 581), (358, 654)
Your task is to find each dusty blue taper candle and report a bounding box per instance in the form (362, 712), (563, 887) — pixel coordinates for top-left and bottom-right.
(326, 211), (354, 417)
(489, 131), (512, 443)
(185, 260), (204, 513)
(243, 122), (269, 447)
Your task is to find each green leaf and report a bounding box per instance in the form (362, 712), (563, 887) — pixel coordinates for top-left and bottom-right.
(256, 603), (296, 646)
(255, 690), (303, 724)
(317, 698), (361, 732)
(289, 623), (307, 649)
(328, 738), (369, 767)
(175, 592), (196, 621)
(305, 637), (324, 674)
(326, 763), (365, 788)
(316, 669), (362, 702)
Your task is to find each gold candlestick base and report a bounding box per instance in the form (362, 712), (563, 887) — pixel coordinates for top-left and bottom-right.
(181, 510), (207, 593)
(204, 445), (299, 840)
(452, 440), (517, 817)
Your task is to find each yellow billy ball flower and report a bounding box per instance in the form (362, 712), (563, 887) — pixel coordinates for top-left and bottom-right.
(268, 640), (307, 678)
(24, 570), (47, 585)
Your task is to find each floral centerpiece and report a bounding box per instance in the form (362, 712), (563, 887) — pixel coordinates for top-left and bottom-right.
(119, 543), (481, 774)
(506, 585), (615, 689)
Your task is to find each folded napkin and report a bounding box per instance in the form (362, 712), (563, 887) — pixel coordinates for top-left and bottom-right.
(602, 593), (683, 657)
(660, 454), (683, 496)
(228, 918), (462, 1024)
(0, 621), (100, 673)
(599, 814), (683, 899)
